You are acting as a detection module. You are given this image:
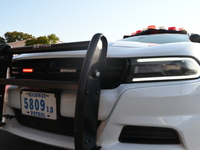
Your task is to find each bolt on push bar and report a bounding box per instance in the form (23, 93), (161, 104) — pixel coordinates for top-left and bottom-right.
(0, 33), (108, 150)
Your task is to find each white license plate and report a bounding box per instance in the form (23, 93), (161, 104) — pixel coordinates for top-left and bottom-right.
(21, 91), (57, 120)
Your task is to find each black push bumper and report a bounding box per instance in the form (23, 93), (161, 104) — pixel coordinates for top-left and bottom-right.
(0, 33), (108, 150)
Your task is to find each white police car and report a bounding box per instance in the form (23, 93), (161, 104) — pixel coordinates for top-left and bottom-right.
(1, 26), (200, 150)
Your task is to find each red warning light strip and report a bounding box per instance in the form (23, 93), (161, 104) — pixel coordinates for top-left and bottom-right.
(22, 68), (33, 73)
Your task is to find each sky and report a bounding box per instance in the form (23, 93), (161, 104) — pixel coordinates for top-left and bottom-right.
(1, 0), (200, 43)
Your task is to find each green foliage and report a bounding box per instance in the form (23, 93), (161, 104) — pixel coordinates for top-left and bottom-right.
(0, 31), (60, 46)
(25, 38), (37, 46)
(36, 36), (49, 44)
(25, 34), (60, 46)
(47, 34), (60, 44)
(0, 36), (5, 44)
(4, 31), (33, 43)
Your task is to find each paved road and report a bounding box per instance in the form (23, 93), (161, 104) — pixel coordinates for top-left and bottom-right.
(0, 130), (66, 150)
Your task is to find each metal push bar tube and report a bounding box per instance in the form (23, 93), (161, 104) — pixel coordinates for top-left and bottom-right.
(0, 79), (78, 90)
(0, 33), (108, 150)
(75, 33), (107, 150)
(0, 44), (12, 123)
(6, 41), (90, 54)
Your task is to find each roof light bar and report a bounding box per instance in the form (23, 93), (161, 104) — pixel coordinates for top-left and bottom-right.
(129, 25), (186, 36)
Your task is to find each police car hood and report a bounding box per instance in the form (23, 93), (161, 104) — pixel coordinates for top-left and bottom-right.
(108, 41), (156, 48)
(14, 41), (200, 60)
(108, 41), (200, 58)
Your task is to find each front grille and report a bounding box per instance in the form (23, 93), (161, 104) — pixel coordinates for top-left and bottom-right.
(14, 109), (75, 136)
(119, 125), (180, 144)
(11, 58), (128, 89)
(14, 109), (101, 137)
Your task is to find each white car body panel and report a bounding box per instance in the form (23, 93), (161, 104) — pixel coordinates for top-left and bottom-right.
(2, 35), (200, 150)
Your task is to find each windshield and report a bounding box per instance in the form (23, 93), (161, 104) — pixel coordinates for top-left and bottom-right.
(120, 34), (190, 44)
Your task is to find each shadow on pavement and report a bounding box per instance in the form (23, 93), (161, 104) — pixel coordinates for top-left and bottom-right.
(0, 130), (67, 150)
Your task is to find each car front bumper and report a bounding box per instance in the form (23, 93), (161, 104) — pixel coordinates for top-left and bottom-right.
(2, 79), (200, 150)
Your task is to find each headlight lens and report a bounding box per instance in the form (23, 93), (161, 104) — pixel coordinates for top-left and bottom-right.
(125, 57), (200, 82)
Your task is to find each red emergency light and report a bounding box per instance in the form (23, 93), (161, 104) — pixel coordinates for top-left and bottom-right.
(168, 27), (176, 30)
(136, 30), (142, 34)
(22, 68), (33, 73)
(147, 25), (156, 29)
(178, 28), (184, 31)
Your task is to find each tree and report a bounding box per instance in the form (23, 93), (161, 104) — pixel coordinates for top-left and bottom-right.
(36, 36), (49, 44)
(4, 31), (33, 43)
(25, 34), (60, 46)
(0, 31), (60, 46)
(0, 36), (5, 44)
(24, 37), (37, 46)
(47, 34), (60, 44)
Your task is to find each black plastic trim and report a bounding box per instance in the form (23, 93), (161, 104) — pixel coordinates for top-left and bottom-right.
(119, 125), (181, 144)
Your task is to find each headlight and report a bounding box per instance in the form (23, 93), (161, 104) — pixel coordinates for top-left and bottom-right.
(125, 57), (200, 82)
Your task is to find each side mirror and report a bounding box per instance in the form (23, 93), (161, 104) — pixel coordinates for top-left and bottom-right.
(189, 34), (200, 43)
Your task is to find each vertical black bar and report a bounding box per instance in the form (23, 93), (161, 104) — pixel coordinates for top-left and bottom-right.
(0, 44), (12, 123)
(74, 33), (108, 150)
